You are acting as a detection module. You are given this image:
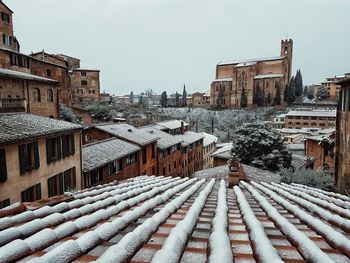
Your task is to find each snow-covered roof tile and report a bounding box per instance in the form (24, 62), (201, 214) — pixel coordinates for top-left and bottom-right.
(173, 131), (204, 146)
(212, 78), (233, 82)
(0, 113), (83, 145)
(218, 56), (285, 66)
(1, 174), (349, 262)
(155, 120), (189, 130)
(201, 132), (218, 147)
(138, 127), (183, 150)
(95, 123), (159, 146)
(285, 110), (336, 117)
(82, 138), (140, 172)
(212, 144), (233, 160)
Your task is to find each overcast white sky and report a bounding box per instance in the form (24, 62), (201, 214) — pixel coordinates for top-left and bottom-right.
(9, 0), (350, 95)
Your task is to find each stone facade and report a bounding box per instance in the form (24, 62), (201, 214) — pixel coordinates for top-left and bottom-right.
(284, 110), (336, 129)
(210, 39), (293, 109)
(335, 77), (350, 191)
(69, 69), (100, 105)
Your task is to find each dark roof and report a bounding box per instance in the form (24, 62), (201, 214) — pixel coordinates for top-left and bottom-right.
(1, 176), (349, 262)
(95, 124), (159, 146)
(82, 138), (140, 172)
(0, 68), (58, 84)
(0, 113), (83, 144)
(337, 77), (350, 85)
(0, 1), (13, 13)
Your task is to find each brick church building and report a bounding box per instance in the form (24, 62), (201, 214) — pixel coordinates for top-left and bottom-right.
(210, 39), (293, 109)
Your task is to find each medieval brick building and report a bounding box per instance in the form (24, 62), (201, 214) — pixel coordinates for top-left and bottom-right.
(210, 39), (293, 109)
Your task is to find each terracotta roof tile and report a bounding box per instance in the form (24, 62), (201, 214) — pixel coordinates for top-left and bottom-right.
(0, 175), (350, 262)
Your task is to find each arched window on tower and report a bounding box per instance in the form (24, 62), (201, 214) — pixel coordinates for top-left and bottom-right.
(33, 88), (41, 102)
(47, 89), (53, 102)
(284, 46), (288, 55)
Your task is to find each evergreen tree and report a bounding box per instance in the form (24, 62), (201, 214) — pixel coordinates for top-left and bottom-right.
(240, 87), (247, 108)
(316, 86), (329, 100)
(130, 91), (134, 103)
(294, 69), (303, 97)
(253, 84), (264, 107)
(231, 123), (292, 172)
(267, 92), (272, 105)
(217, 84), (223, 110)
(182, 84), (187, 107)
(275, 82), (281, 105)
(175, 92), (180, 107)
(286, 77), (296, 105)
(160, 91), (168, 107)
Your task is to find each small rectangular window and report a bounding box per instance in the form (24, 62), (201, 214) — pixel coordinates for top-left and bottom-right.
(18, 142), (40, 175)
(22, 183), (41, 202)
(47, 69), (52, 77)
(81, 80), (88, 86)
(1, 12), (10, 23)
(0, 198), (10, 209)
(81, 71), (86, 77)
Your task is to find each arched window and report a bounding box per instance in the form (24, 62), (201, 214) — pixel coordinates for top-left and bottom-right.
(47, 89), (53, 102)
(33, 88), (41, 102)
(238, 72), (247, 89)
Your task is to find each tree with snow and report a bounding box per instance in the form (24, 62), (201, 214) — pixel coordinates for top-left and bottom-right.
(285, 77), (296, 105)
(280, 167), (334, 191)
(217, 84), (223, 110)
(59, 103), (80, 123)
(231, 123), (292, 172)
(182, 84), (187, 107)
(175, 92), (180, 107)
(160, 91), (168, 107)
(86, 101), (111, 120)
(316, 86), (329, 100)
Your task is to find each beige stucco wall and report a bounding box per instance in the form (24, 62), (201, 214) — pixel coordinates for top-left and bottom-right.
(0, 132), (82, 203)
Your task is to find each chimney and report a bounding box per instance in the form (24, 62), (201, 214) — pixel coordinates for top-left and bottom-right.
(180, 121), (184, 134)
(228, 154), (247, 187)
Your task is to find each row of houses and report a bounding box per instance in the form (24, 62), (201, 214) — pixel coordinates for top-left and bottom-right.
(0, 1), (100, 119)
(0, 116), (218, 208)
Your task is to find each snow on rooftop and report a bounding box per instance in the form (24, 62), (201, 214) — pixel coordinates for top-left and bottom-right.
(0, 68), (58, 83)
(285, 110), (336, 117)
(212, 144), (233, 160)
(212, 78), (233, 82)
(95, 123), (159, 146)
(200, 132), (218, 147)
(218, 56), (285, 66)
(174, 131), (204, 146)
(155, 120), (189, 130)
(254, 73), (284, 79)
(235, 61), (257, 67)
(139, 127), (183, 150)
(1, 175), (350, 262)
(82, 138), (140, 172)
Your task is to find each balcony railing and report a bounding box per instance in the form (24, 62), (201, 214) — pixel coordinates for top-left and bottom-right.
(0, 98), (26, 113)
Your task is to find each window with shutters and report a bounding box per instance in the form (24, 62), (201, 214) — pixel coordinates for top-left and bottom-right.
(126, 154), (137, 165)
(18, 142), (40, 174)
(0, 149), (7, 183)
(62, 134), (75, 158)
(109, 159), (122, 175)
(1, 12), (10, 23)
(0, 198), (10, 209)
(47, 167), (76, 197)
(151, 143), (156, 159)
(21, 183), (41, 202)
(142, 148), (147, 164)
(84, 169), (102, 188)
(46, 137), (62, 164)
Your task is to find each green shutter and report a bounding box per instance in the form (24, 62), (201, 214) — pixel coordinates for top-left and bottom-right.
(71, 134), (75, 154)
(33, 142), (40, 169)
(46, 139), (52, 164)
(18, 144), (26, 175)
(0, 149), (7, 183)
(57, 137), (62, 160)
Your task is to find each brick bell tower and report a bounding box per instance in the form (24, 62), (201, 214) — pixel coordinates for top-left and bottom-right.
(281, 39), (293, 83)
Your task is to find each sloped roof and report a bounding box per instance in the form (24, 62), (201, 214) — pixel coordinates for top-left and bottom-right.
(212, 144), (233, 160)
(0, 113), (82, 144)
(0, 1), (13, 13)
(95, 123), (159, 146)
(0, 68), (58, 83)
(156, 120), (189, 130)
(82, 138), (140, 172)
(1, 176), (349, 262)
(218, 56), (285, 66)
(139, 127), (183, 150)
(201, 132), (218, 147)
(254, 73), (284, 79)
(174, 131), (204, 146)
